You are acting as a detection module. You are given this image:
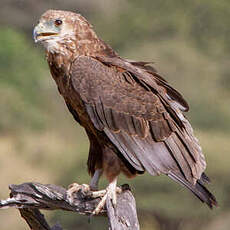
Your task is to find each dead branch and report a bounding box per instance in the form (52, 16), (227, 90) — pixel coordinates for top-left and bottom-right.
(0, 182), (140, 230)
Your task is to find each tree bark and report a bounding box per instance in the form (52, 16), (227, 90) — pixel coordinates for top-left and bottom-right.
(0, 182), (140, 230)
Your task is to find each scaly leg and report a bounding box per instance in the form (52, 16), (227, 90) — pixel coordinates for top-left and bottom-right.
(67, 169), (103, 203)
(91, 177), (122, 215)
(66, 171), (121, 215)
(89, 169), (103, 191)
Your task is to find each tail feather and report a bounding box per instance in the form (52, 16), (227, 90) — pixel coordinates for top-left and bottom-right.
(168, 172), (217, 209)
(199, 172), (211, 184)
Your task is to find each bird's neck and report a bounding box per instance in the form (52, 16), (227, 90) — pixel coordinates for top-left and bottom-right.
(46, 37), (117, 74)
(75, 38), (118, 58)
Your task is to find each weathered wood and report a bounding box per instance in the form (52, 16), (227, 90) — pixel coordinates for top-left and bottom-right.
(0, 182), (140, 230)
(19, 208), (53, 230)
(106, 184), (140, 230)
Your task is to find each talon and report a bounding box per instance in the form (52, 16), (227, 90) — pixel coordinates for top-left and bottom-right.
(91, 178), (121, 216)
(91, 189), (107, 198)
(66, 183), (91, 204)
(92, 192), (108, 215)
(80, 184), (91, 193)
(66, 178), (121, 215)
(67, 183), (80, 202)
(67, 183), (79, 205)
(68, 182), (79, 190)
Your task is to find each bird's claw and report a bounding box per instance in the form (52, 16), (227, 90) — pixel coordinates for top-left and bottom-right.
(66, 181), (122, 216)
(66, 183), (92, 204)
(91, 186), (122, 215)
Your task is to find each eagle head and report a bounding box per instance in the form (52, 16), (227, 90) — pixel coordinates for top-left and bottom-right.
(33, 10), (98, 55)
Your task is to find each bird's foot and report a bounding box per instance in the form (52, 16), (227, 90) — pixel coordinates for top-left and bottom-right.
(66, 183), (92, 204)
(91, 180), (122, 216)
(66, 179), (122, 215)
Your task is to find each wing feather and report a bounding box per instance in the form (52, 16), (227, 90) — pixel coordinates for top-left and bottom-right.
(70, 56), (206, 184)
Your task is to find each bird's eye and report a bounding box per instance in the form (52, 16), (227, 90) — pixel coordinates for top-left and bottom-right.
(54, 19), (62, 26)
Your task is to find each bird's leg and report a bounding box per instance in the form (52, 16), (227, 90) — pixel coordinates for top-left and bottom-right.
(66, 169), (102, 205)
(91, 177), (122, 215)
(66, 170), (121, 215)
(67, 169), (103, 202)
(66, 182), (91, 205)
(89, 169), (103, 191)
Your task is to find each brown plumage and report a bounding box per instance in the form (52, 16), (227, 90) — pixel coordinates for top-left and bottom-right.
(33, 10), (217, 208)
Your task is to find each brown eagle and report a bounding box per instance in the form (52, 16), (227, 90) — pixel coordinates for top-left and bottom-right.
(33, 10), (217, 212)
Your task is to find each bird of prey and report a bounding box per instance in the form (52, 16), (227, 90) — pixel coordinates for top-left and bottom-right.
(33, 10), (217, 213)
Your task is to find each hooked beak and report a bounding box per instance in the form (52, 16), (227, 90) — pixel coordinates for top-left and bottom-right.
(33, 23), (58, 43)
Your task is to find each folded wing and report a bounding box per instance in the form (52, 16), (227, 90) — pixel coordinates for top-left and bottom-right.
(70, 55), (217, 208)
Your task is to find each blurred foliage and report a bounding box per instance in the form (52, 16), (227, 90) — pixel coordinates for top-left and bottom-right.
(0, 1), (230, 230)
(92, 0), (230, 58)
(0, 28), (49, 132)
